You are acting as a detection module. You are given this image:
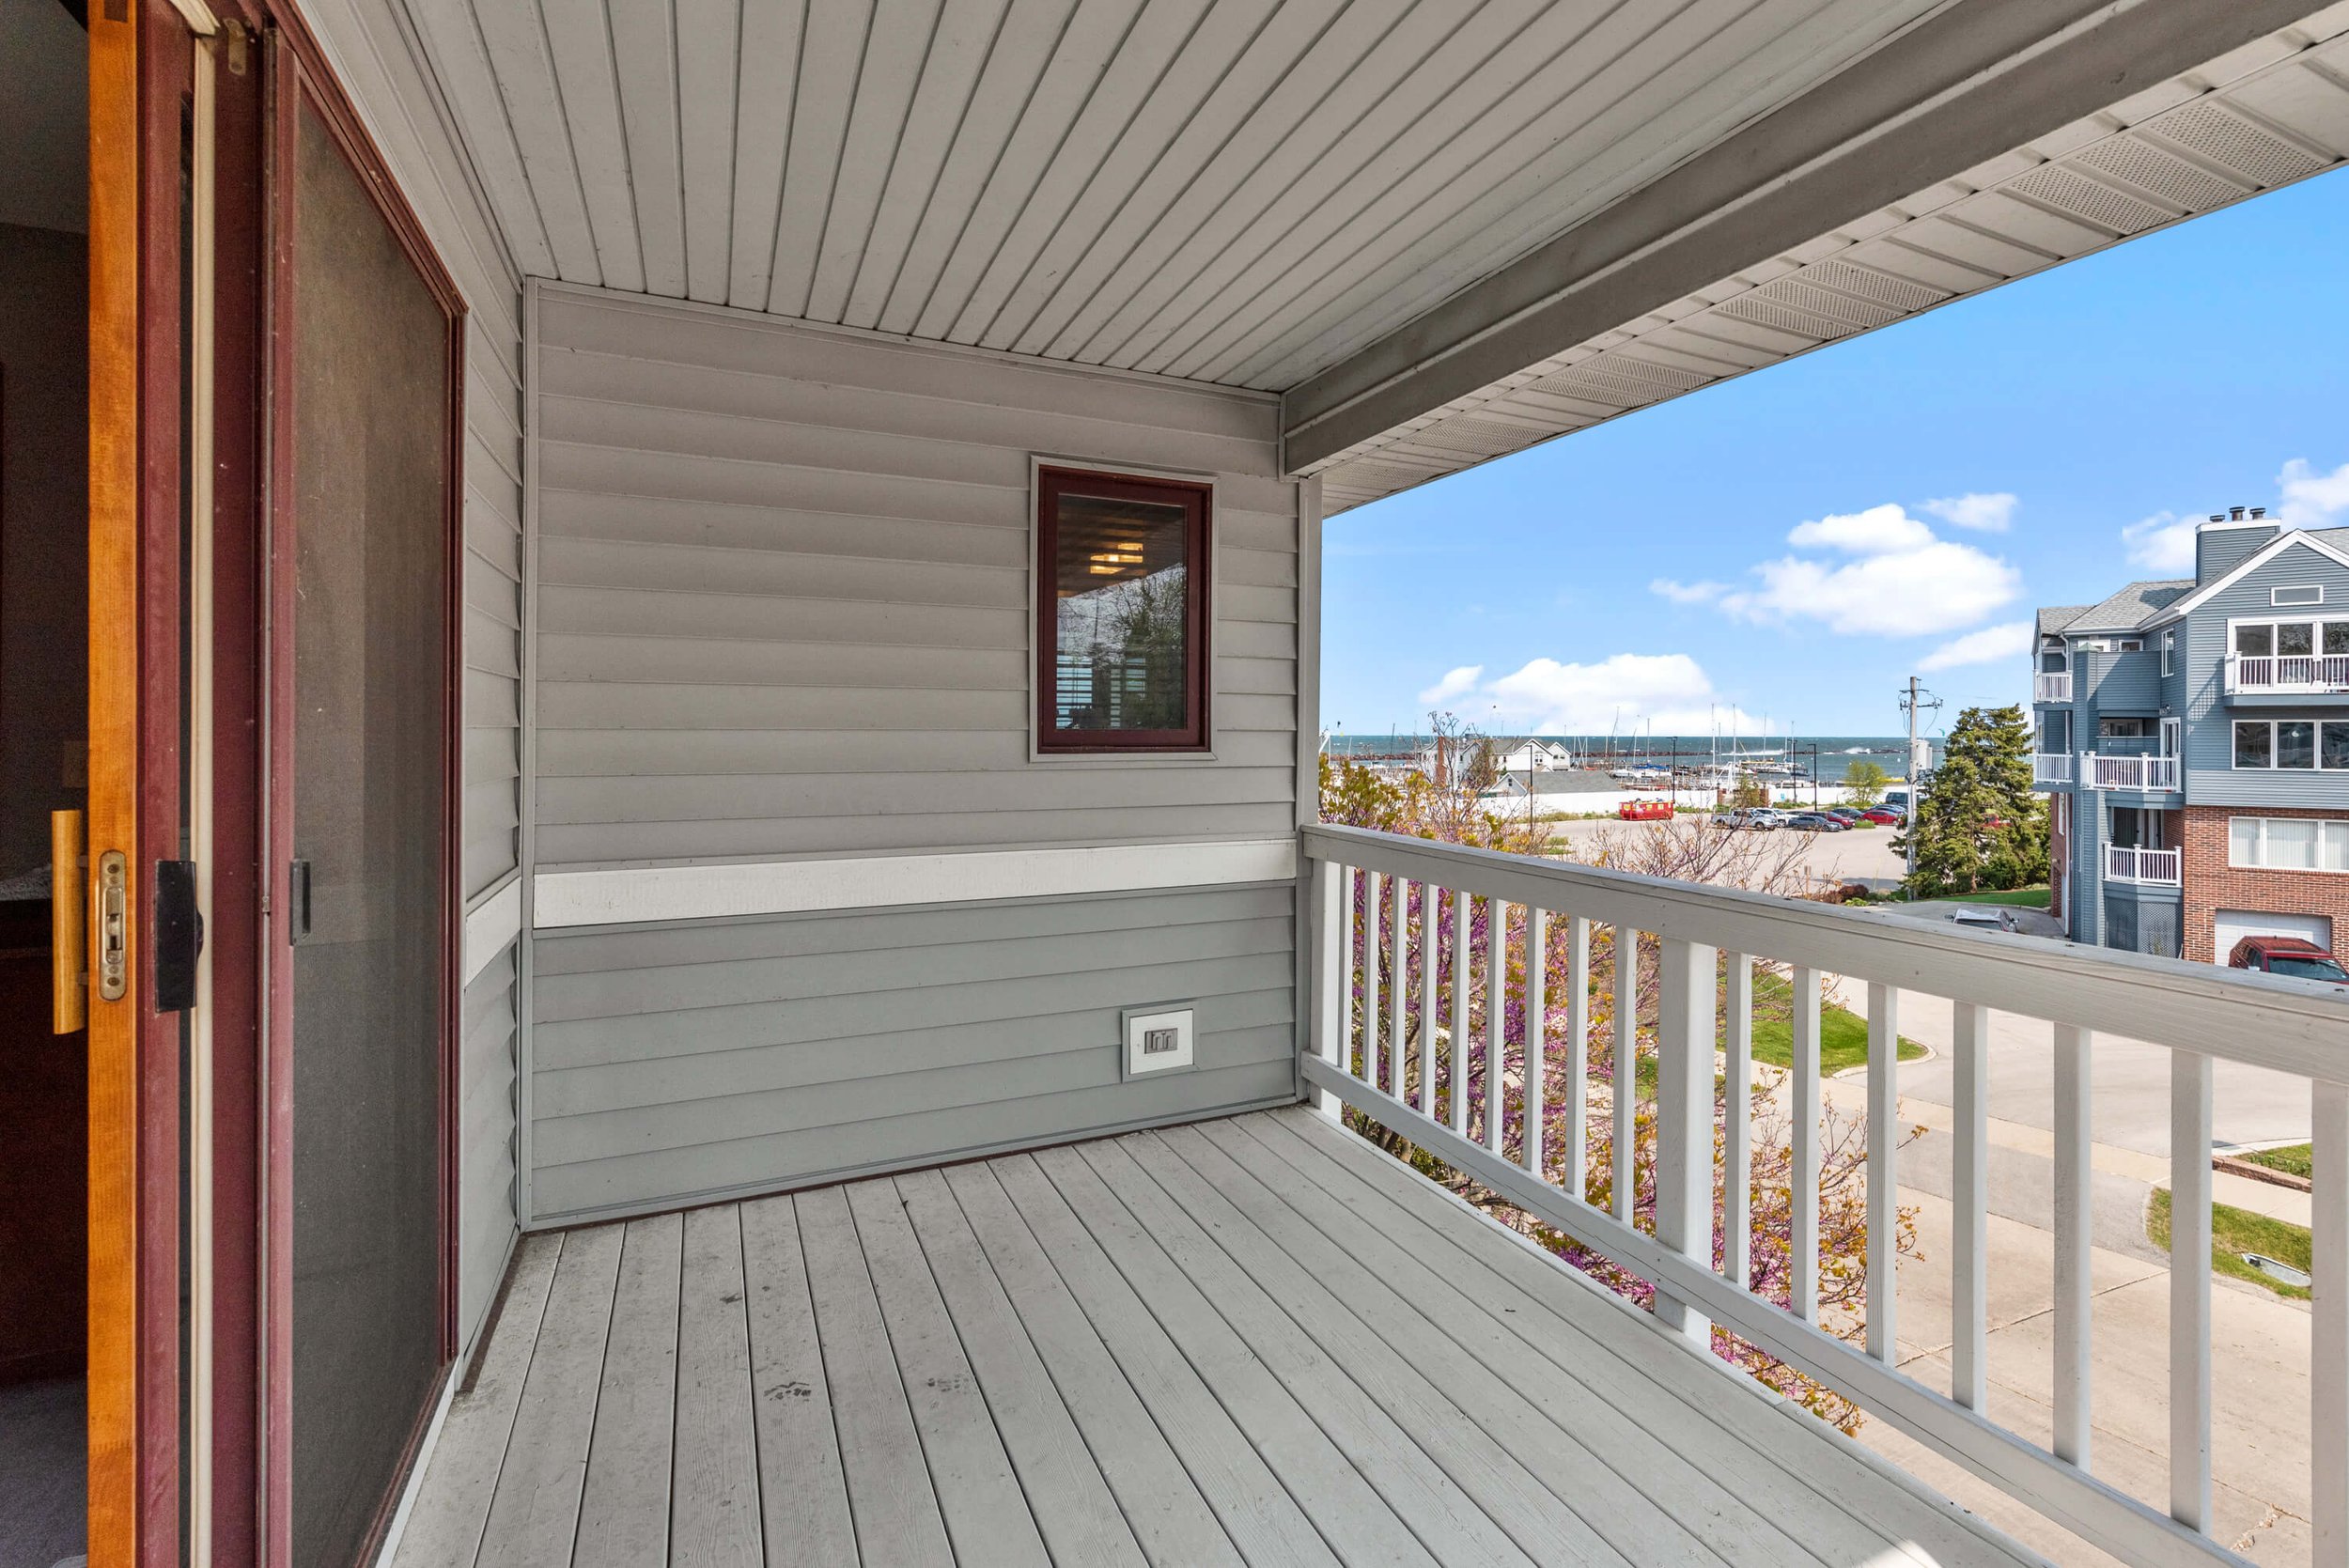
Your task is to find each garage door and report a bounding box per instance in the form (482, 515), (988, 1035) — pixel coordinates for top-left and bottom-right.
(2212, 908), (2334, 964)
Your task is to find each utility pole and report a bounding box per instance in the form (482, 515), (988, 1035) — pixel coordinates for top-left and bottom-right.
(1896, 675), (1944, 883)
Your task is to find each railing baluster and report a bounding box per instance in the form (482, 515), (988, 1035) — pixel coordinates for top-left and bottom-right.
(2053, 1024), (2092, 1465)
(1655, 937), (1717, 1346)
(1361, 872), (1382, 1091)
(1613, 924), (1638, 1226)
(1450, 891), (1470, 1136)
(2315, 1079), (2348, 1563)
(1524, 908), (1547, 1177)
(1723, 953), (1751, 1290)
(1389, 875), (1408, 1101)
(1791, 966), (1821, 1323)
(2170, 1048), (2214, 1532)
(1866, 981), (1899, 1363)
(1313, 859), (1344, 1120)
(1418, 882), (1439, 1118)
(1565, 916), (1590, 1204)
(1952, 1001), (1990, 1412)
(1486, 901), (1508, 1155)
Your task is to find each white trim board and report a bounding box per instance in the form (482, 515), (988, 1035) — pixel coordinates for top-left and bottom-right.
(533, 838), (1301, 929)
(462, 875), (523, 984)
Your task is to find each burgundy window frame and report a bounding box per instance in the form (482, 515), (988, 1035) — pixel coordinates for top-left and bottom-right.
(1034, 466), (1212, 753)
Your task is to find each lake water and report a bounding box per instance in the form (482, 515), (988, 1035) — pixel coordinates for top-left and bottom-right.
(1322, 734), (1937, 784)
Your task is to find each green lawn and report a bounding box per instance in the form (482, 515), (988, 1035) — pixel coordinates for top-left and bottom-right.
(1746, 971), (1926, 1073)
(2148, 1187), (2311, 1300)
(2239, 1143), (2313, 1180)
(1914, 886), (2052, 909)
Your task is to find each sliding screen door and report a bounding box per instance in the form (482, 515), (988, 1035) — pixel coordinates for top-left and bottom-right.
(278, 76), (458, 1568)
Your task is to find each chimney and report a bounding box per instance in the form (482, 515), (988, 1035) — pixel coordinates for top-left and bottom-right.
(2196, 504), (2280, 583)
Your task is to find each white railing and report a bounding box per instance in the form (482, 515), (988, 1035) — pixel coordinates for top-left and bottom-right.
(2033, 752), (2074, 785)
(2228, 654), (2349, 694)
(2036, 671), (2074, 703)
(2082, 752), (2180, 791)
(1301, 823), (2349, 1568)
(2106, 844), (2183, 885)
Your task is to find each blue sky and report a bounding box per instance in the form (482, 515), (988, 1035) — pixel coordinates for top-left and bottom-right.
(1319, 165), (2349, 742)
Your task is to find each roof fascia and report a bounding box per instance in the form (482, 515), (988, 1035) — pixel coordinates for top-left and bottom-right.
(1278, 0), (2318, 475)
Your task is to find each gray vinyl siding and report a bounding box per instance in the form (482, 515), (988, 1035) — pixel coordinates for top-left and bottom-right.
(527, 885), (1297, 1223)
(2080, 649), (2159, 715)
(529, 285), (1297, 868)
(458, 944), (519, 1334)
(303, 0), (525, 1344)
(2180, 540), (2349, 807)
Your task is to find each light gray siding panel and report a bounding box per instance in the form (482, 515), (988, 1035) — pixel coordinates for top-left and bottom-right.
(531, 289), (1299, 868)
(529, 887), (1297, 1220)
(460, 941), (521, 1343)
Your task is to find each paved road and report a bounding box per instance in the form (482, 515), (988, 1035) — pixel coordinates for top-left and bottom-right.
(1549, 815), (1909, 881)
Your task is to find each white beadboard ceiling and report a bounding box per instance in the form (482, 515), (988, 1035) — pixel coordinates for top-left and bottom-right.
(1299, 5), (2349, 509)
(410, 0), (2349, 511)
(409, 0), (1953, 384)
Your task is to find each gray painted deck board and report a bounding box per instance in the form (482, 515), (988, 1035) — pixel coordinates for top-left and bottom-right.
(394, 1113), (2044, 1568)
(670, 1206), (764, 1565)
(572, 1216), (682, 1568)
(738, 1194), (859, 1563)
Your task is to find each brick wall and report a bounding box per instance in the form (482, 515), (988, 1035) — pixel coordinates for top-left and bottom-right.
(2179, 804), (2349, 962)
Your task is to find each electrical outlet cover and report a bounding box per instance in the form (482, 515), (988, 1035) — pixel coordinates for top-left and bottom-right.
(1121, 1004), (1196, 1078)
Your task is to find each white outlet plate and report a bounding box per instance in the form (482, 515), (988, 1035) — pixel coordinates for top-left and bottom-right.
(1121, 1004), (1196, 1078)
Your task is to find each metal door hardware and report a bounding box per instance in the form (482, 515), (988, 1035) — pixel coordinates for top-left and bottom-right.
(96, 849), (129, 1002)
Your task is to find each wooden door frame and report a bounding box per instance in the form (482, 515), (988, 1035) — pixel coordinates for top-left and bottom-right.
(86, 0), (462, 1560)
(258, 17), (468, 1568)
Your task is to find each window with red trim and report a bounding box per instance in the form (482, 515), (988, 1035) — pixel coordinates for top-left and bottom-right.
(1035, 467), (1211, 753)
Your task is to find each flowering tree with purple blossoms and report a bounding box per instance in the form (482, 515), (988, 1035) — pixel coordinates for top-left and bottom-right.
(1319, 717), (1918, 1434)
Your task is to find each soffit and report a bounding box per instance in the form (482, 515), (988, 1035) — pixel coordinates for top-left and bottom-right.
(1308, 5), (2349, 511)
(402, 0), (1951, 387)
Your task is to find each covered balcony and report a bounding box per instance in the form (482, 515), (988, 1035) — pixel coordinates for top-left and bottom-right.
(2033, 753), (2076, 788)
(395, 827), (2349, 1568)
(2081, 753), (2182, 793)
(2106, 844), (2185, 886)
(2226, 654), (2349, 699)
(2036, 672), (2075, 705)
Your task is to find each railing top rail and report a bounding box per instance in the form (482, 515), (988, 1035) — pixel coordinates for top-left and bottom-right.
(1301, 824), (2349, 1081)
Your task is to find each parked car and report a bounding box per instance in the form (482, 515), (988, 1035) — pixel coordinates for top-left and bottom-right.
(2229, 936), (2349, 983)
(1826, 806), (1866, 821)
(1784, 812), (1847, 831)
(1952, 906), (2021, 932)
(1713, 807), (1781, 831)
(1859, 808), (1904, 826)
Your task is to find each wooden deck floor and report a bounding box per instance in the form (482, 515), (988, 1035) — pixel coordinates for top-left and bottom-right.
(391, 1108), (2040, 1568)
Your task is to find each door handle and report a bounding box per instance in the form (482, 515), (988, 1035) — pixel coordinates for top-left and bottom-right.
(51, 810), (84, 1033)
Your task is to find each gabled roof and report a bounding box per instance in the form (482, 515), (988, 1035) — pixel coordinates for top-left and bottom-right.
(2064, 580), (2193, 634)
(2144, 527), (2349, 627)
(2036, 605), (2091, 640)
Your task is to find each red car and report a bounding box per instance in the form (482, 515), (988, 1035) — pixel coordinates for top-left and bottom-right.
(2229, 936), (2349, 983)
(1858, 808), (1904, 826)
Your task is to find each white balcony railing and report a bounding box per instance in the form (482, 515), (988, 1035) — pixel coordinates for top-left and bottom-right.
(2227, 653), (2349, 694)
(2032, 752), (2074, 785)
(2082, 751), (2180, 791)
(2035, 671), (2074, 703)
(1301, 823), (2349, 1568)
(2105, 843), (2182, 884)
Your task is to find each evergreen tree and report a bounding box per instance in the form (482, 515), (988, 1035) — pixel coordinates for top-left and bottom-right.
(1895, 705), (2048, 895)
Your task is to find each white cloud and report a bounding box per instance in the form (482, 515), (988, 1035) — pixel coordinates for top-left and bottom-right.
(1921, 492), (2017, 532)
(1417, 665), (1483, 706)
(1650, 578), (1728, 605)
(2121, 510), (2197, 576)
(1719, 541), (2020, 636)
(2279, 458), (2349, 530)
(1918, 621), (2032, 672)
(1476, 653), (1752, 735)
(1784, 503), (1938, 555)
